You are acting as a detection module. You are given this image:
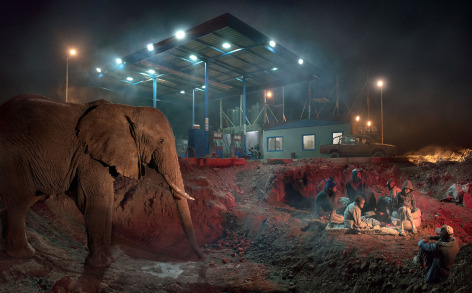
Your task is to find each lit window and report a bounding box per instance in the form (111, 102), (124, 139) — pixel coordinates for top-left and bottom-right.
(267, 136), (283, 152)
(332, 132), (343, 144)
(303, 134), (315, 150)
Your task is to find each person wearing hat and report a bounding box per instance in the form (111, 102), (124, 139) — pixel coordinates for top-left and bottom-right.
(346, 168), (376, 213)
(393, 180), (417, 236)
(377, 178), (402, 221)
(314, 179), (344, 223)
(414, 225), (460, 283)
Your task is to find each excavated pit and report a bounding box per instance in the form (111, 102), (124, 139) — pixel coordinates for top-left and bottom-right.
(1, 156), (472, 292)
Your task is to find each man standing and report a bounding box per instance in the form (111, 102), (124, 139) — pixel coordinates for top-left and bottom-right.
(415, 225), (460, 283)
(394, 180), (418, 236)
(314, 179), (344, 223)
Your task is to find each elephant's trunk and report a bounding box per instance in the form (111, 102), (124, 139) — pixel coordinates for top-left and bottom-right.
(161, 172), (204, 260)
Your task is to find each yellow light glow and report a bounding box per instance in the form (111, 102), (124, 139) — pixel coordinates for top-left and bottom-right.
(377, 80), (383, 87)
(356, 115), (360, 122)
(367, 121), (372, 127)
(69, 49), (77, 55)
(266, 91), (272, 98)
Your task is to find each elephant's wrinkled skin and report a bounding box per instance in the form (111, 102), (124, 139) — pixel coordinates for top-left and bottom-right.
(0, 95), (204, 267)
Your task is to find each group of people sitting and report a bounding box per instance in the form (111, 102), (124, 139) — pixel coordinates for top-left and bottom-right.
(313, 168), (460, 284)
(314, 168), (417, 235)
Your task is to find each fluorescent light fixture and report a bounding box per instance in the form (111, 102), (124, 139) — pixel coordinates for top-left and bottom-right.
(96, 67), (102, 73)
(147, 43), (154, 51)
(269, 40), (276, 47)
(180, 90), (185, 94)
(271, 67), (278, 71)
(116, 58), (122, 64)
(126, 77), (133, 81)
(201, 85), (206, 89)
(298, 58), (304, 65)
(147, 69), (156, 74)
(189, 55), (197, 61)
(176, 30), (186, 39)
(222, 42), (231, 49)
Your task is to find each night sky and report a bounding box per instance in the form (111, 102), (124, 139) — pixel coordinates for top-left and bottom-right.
(1, 0), (471, 153)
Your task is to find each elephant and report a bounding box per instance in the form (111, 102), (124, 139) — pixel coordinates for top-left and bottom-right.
(0, 95), (204, 267)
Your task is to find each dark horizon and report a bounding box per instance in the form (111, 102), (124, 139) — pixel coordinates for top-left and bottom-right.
(1, 1), (471, 154)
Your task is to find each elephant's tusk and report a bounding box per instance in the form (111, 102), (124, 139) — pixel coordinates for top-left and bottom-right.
(162, 174), (195, 201)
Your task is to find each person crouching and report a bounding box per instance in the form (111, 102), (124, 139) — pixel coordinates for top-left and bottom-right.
(314, 179), (344, 223)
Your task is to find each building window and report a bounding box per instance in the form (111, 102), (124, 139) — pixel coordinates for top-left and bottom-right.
(267, 136), (283, 151)
(332, 132), (343, 144)
(302, 134), (315, 150)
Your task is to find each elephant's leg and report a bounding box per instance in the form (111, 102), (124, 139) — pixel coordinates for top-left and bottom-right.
(0, 208), (7, 239)
(76, 162), (114, 267)
(4, 197), (39, 258)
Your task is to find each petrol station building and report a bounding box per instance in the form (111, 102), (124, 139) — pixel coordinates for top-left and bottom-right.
(93, 13), (328, 159)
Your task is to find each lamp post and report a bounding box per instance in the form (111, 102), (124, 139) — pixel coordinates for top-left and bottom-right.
(377, 80), (384, 143)
(66, 49), (77, 103)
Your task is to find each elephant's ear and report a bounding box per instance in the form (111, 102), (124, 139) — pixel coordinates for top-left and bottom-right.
(76, 104), (139, 178)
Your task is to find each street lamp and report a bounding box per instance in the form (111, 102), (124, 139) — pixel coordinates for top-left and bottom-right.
(66, 49), (77, 103)
(377, 80), (384, 143)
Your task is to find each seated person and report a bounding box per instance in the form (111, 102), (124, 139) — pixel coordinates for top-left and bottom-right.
(377, 178), (401, 220)
(344, 196), (380, 231)
(346, 169), (376, 213)
(414, 225), (460, 283)
(393, 180), (418, 236)
(314, 179), (344, 223)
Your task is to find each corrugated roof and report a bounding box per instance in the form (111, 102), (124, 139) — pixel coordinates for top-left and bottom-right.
(266, 119), (348, 131)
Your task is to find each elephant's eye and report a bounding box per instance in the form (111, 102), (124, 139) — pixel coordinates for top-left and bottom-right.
(159, 138), (164, 143)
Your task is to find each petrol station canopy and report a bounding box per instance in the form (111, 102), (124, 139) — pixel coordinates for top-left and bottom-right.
(94, 13), (322, 105)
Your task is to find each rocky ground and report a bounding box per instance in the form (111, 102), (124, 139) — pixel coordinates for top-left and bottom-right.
(1, 152), (472, 292)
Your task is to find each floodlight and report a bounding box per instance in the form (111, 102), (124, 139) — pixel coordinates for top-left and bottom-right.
(147, 69), (156, 74)
(180, 90), (185, 94)
(116, 58), (122, 64)
(147, 43), (154, 51)
(126, 77), (133, 81)
(189, 55), (198, 61)
(201, 85), (205, 89)
(271, 67), (278, 71)
(96, 67), (102, 73)
(222, 42), (231, 49)
(269, 40), (276, 47)
(69, 49), (77, 55)
(356, 115), (360, 122)
(377, 80), (383, 87)
(176, 30), (186, 39)
(298, 58), (304, 65)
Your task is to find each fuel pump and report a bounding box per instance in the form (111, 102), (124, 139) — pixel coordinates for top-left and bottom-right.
(232, 134), (242, 158)
(212, 131), (223, 158)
